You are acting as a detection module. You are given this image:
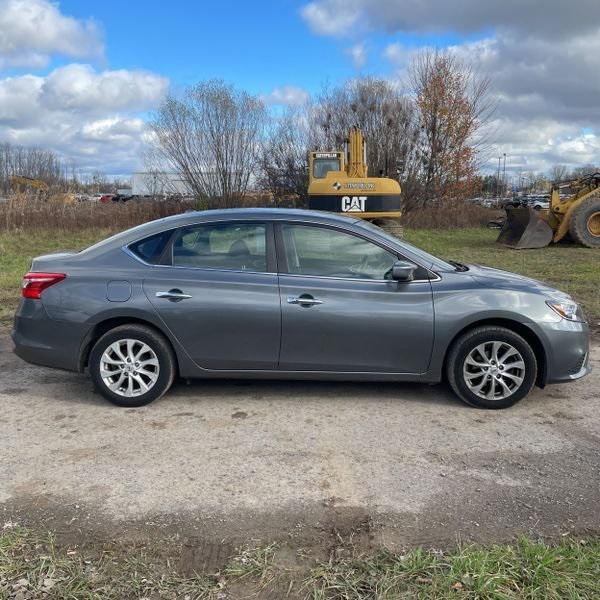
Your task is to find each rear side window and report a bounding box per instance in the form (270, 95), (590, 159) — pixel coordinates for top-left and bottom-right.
(129, 230), (171, 264)
(172, 222), (267, 272)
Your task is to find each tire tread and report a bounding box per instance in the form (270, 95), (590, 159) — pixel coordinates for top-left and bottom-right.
(447, 325), (537, 409)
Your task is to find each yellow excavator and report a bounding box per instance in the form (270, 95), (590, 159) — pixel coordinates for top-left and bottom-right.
(497, 173), (600, 248)
(307, 127), (402, 223)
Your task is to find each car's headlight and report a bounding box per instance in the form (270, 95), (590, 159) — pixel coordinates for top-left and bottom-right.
(546, 299), (586, 322)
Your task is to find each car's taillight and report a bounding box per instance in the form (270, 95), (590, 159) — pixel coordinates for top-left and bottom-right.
(22, 272), (66, 299)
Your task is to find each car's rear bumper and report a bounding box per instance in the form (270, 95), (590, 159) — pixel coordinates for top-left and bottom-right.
(12, 299), (87, 372)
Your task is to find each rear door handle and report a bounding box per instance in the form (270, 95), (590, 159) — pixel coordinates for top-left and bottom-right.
(287, 295), (323, 306)
(156, 289), (192, 301)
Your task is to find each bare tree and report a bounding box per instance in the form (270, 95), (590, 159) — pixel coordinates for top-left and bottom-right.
(258, 107), (310, 203)
(0, 142), (66, 194)
(149, 80), (267, 207)
(312, 77), (419, 182)
(410, 50), (494, 206)
(549, 164), (569, 183)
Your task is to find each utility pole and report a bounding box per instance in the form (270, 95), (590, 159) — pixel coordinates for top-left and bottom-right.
(496, 156), (501, 198)
(502, 153), (507, 196)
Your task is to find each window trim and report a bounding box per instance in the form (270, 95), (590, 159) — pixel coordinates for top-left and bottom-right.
(122, 217), (440, 282)
(274, 221), (436, 283)
(124, 220), (277, 275)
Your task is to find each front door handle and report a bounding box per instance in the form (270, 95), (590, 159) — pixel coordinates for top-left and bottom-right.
(156, 289), (192, 301)
(287, 295), (323, 306)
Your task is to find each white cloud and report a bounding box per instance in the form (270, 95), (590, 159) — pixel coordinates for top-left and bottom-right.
(0, 65), (169, 174)
(301, 0), (600, 39)
(300, 2), (360, 36)
(0, 0), (103, 68)
(382, 42), (413, 70)
(41, 64), (169, 112)
(483, 119), (600, 174)
(261, 85), (309, 106)
(302, 0), (600, 174)
(347, 43), (367, 69)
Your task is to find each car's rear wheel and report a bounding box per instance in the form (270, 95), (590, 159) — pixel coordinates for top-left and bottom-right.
(447, 326), (537, 409)
(89, 324), (175, 407)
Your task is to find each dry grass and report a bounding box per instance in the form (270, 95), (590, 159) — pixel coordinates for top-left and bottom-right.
(402, 199), (502, 229)
(0, 197), (195, 232)
(0, 195), (498, 232)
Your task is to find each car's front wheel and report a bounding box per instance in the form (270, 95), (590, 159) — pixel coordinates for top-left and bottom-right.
(447, 326), (537, 409)
(89, 324), (176, 407)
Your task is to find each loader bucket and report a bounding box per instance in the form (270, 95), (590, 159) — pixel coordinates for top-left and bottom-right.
(496, 207), (554, 249)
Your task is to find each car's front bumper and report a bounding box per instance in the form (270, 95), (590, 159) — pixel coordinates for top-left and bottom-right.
(12, 299), (88, 372)
(538, 319), (591, 384)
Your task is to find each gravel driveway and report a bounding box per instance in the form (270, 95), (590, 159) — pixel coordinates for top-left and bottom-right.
(1, 331), (598, 554)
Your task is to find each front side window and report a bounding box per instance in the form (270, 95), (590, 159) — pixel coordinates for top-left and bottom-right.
(281, 224), (397, 280)
(172, 223), (267, 272)
(313, 158), (340, 179)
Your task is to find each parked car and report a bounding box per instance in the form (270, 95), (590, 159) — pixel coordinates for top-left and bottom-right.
(12, 209), (590, 409)
(500, 197), (526, 209)
(525, 196), (550, 210)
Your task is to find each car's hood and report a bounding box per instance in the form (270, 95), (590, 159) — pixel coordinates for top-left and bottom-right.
(466, 263), (571, 299)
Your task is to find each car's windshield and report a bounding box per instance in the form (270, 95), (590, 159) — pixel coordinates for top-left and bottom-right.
(354, 220), (457, 272)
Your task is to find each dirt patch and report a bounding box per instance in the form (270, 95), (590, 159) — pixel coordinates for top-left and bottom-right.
(1, 333), (599, 565)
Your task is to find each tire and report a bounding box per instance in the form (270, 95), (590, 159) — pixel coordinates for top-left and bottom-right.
(568, 197), (600, 248)
(446, 326), (537, 409)
(89, 324), (176, 407)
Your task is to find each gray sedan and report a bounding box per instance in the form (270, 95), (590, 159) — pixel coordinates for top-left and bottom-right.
(12, 208), (590, 408)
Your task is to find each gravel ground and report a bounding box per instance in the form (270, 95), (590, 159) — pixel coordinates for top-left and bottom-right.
(0, 331), (598, 557)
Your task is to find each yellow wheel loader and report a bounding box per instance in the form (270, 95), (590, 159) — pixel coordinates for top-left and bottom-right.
(307, 127), (402, 223)
(497, 173), (600, 249)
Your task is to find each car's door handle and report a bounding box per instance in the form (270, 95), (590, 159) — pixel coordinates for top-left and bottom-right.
(156, 289), (192, 301)
(287, 295), (323, 306)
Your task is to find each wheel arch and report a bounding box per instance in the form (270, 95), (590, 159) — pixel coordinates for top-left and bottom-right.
(78, 315), (180, 374)
(442, 317), (547, 387)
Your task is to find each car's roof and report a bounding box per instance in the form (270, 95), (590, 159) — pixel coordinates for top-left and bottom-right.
(81, 208), (361, 256)
(164, 207), (360, 223)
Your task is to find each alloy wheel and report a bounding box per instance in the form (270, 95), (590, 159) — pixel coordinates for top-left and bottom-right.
(462, 341), (525, 401)
(100, 338), (160, 397)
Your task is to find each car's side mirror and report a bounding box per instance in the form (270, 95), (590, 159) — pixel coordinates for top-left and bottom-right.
(391, 260), (416, 282)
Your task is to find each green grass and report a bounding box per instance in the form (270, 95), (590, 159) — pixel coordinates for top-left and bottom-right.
(1, 528), (599, 599)
(305, 538), (600, 599)
(1, 227), (599, 326)
(0, 229), (112, 324)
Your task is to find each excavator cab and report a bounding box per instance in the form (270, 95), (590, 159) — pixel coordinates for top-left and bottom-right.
(311, 153), (342, 179)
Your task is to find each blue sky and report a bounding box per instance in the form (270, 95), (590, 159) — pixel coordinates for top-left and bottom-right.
(1, 0), (599, 176)
(59, 0), (358, 94)
(15, 0), (476, 95)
